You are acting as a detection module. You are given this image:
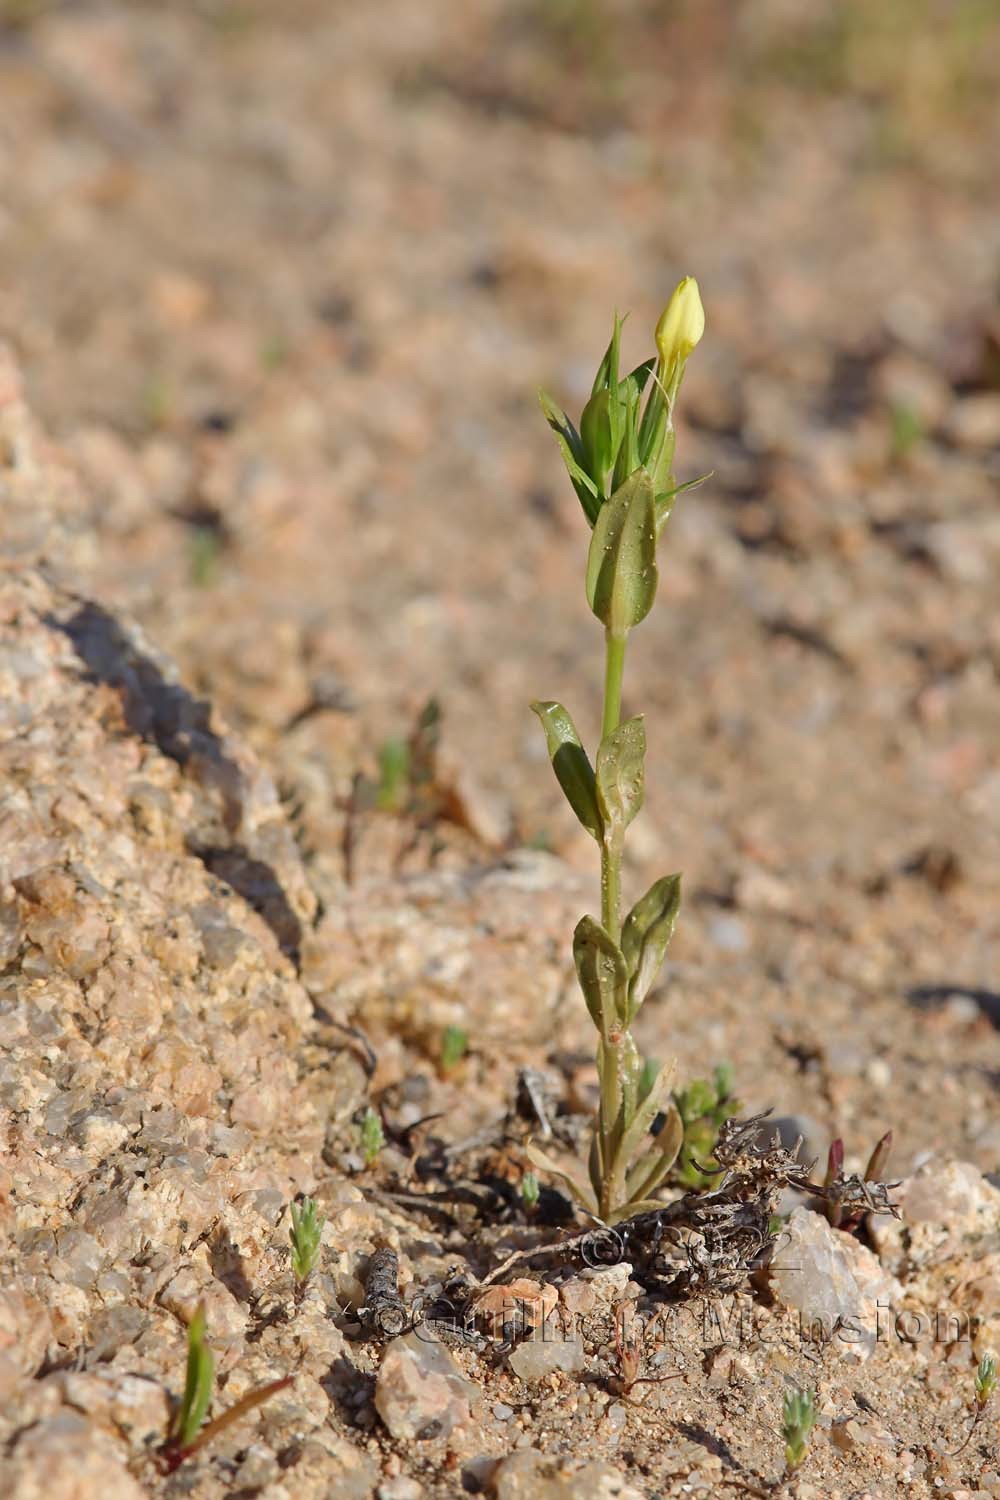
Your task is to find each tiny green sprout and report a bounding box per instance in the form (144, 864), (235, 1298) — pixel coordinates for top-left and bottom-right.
(360, 1106), (384, 1167)
(375, 736), (411, 812)
(189, 525), (223, 588)
(889, 399), (923, 461)
(289, 1196), (325, 1284)
(169, 1302), (214, 1454)
(976, 1352), (998, 1408)
(521, 1171), (540, 1209)
(530, 279), (709, 1224)
(439, 1023), (469, 1073)
(947, 1350), (998, 1456)
(782, 1386), (817, 1476)
(159, 1302), (290, 1473)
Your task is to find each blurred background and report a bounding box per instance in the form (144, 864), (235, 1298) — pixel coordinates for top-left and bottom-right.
(2, 0), (1000, 1139)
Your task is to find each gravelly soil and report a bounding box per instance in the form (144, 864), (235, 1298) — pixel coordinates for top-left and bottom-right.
(2, 3), (1000, 1496)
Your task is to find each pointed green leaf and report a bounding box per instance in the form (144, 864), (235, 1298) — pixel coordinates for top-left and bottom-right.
(637, 363), (667, 463)
(595, 716), (646, 841)
(623, 1104), (684, 1205)
(573, 914), (628, 1042)
(654, 470), (712, 535)
(174, 1303), (214, 1447)
(611, 377), (641, 492)
(525, 1140), (598, 1216)
(530, 701), (602, 841)
(626, 356), (656, 399)
(538, 389), (601, 525)
(585, 469), (658, 633)
(590, 311), (624, 399)
(622, 873), (682, 1019)
(614, 1056), (677, 1182)
(588, 1127), (604, 1204)
(580, 388), (616, 497)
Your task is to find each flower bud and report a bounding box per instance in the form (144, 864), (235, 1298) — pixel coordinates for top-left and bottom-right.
(654, 276), (705, 371)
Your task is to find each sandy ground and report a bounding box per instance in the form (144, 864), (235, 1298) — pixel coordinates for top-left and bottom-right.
(2, 2), (1000, 1495)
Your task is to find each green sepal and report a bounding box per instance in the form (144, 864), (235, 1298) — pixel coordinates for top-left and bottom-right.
(538, 389), (601, 526)
(595, 715), (646, 843)
(621, 872), (681, 1019)
(529, 701), (602, 841)
(585, 468), (658, 633)
(573, 914), (628, 1042)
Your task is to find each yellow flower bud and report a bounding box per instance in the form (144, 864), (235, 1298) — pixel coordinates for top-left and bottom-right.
(655, 276), (705, 370)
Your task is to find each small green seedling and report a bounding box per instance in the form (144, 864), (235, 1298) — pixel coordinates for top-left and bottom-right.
(289, 1196), (325, 1284)
(782, 1386), (816, 1477)
(528, 277), (710, 1224)
(360, 1106), (384, 1167)
(673, 1063), (740, 1189)
(375, 736), (411, 812)
(189, 524), (223, 588)
(520, 1171), (540, 1209)
(948, 1351), (997, 1455)
(159, 1302), (290, 1473)
(889, 400), (923, 462)
(976, 1352), (998, 1407)
(439, 1024), (469, 1073)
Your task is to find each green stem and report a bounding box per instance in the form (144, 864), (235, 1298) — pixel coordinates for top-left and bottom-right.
(598, 628), (628, 1221)
(600, 629), (626, 942)
(601, 629), (626, 742)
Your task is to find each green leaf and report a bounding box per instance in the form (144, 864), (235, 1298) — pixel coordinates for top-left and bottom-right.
(654, 470), (712, 535)
(525, 1139), (598, 1216)
(613, 1058), (678, 1187)
(623, 1103), (684, 1205)
(590, 312), (624, 399)
(676, 1076), (716, 1124)
(585, 469), (658, 633)
(530, 701), (602, 841)
(580, 388), (615, 495)
(573, 914), (628, 1041)
(626, 355), (656, 399)
(610, 376), (641, 492)
(621, 873), (681, 1019)
(595, 716), (646, 842)
(175, 1303), (214, 1447)
(538, 389), (601, 526)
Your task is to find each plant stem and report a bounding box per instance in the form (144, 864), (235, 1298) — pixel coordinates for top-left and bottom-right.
(598, 628), (628, 1221)
(600, 628), (626, 943)
(602, 629), (626, 742)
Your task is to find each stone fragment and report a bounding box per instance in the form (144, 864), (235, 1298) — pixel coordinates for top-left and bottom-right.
(489, 1449), (645, 1499)
(6, 1412), (147, 1500)
(870, 1158), (1000, 1270)
(559, 1278), (597, 1318)
(374, 1330), (480, 1441)
(55, 1367), (168, 1446)
(508, 1334), (585, 1382)
(769, 1206), (900, 1360)
(377, 1480), (424, 1500)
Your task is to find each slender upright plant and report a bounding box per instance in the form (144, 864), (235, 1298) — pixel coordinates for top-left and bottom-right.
(527, 278), (706, 1224)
